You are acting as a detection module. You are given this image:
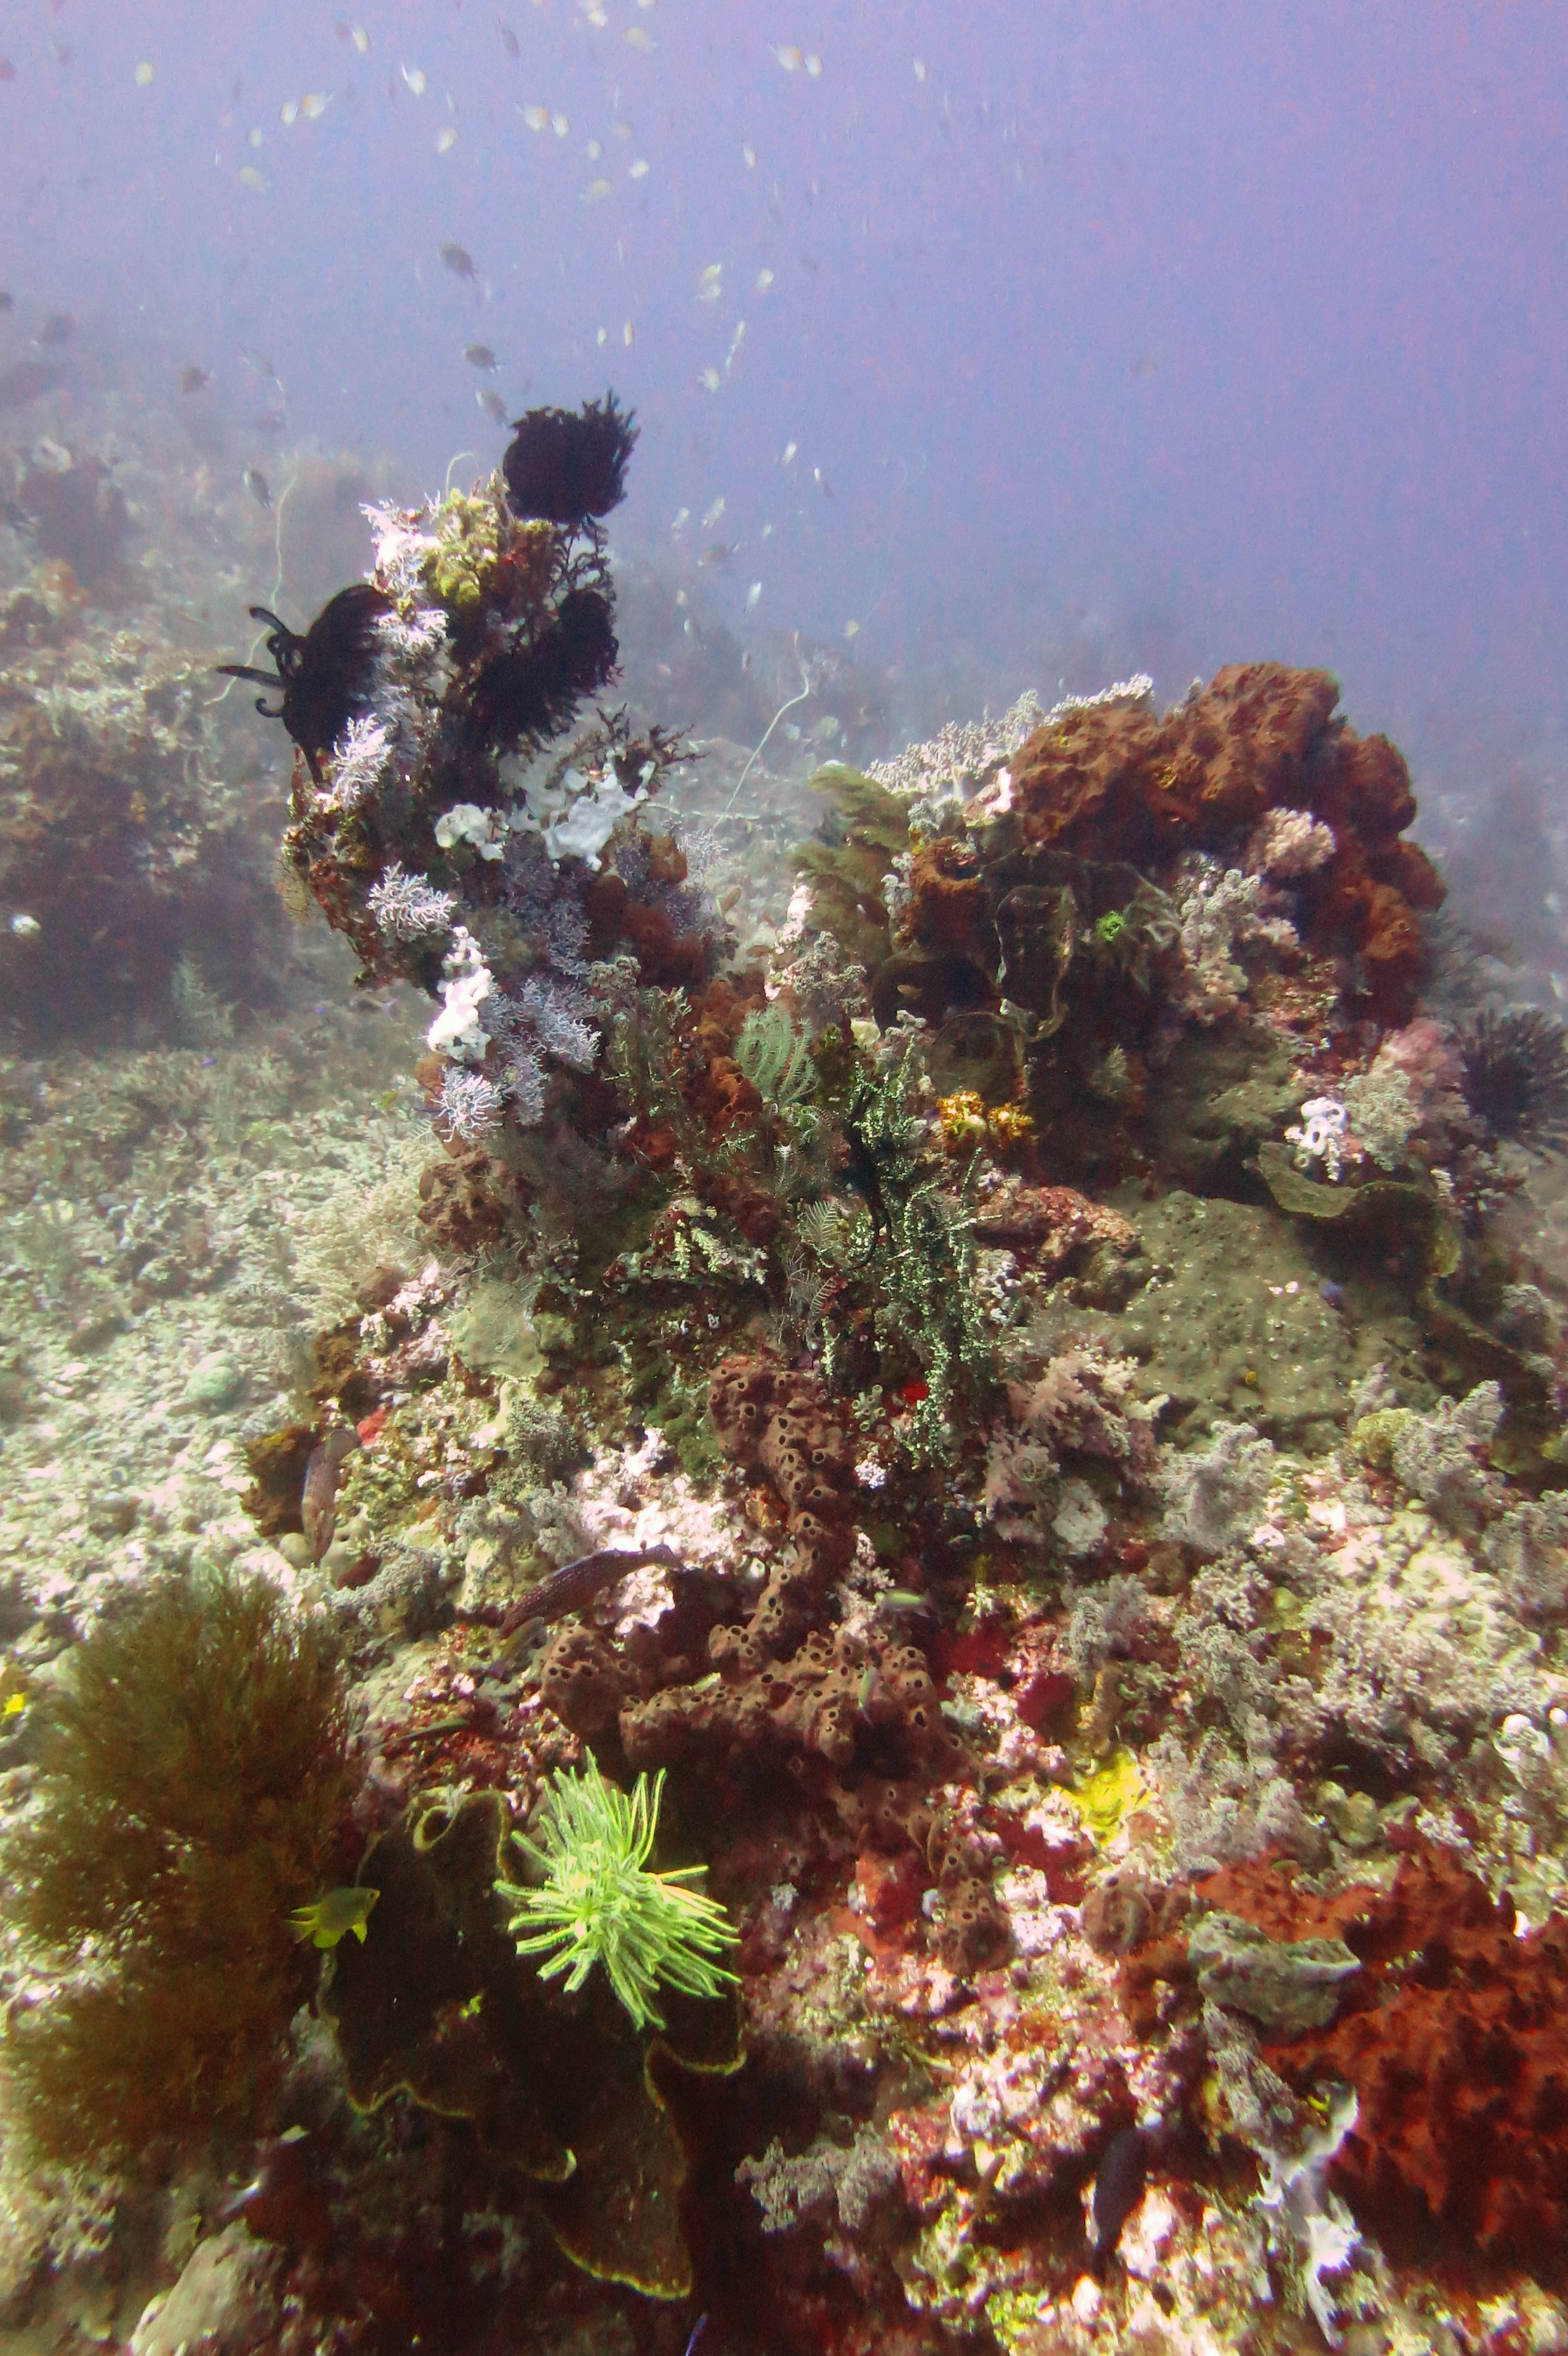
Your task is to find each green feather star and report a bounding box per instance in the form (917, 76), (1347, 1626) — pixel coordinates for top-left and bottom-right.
(496, 1760), (738, 2031)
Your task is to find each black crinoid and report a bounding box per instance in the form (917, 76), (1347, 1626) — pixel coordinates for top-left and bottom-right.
(1459, 1006), (1568, 1146)
(470, 584), (619, 748)
(216, 582), (391, 780)
(501, 392), (638, 526)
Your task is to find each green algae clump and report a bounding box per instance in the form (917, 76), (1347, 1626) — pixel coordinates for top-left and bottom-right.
(1, 1567), (352, 2169)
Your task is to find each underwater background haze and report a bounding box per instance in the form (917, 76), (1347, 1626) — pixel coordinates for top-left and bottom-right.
(2, 1), (1564, 734)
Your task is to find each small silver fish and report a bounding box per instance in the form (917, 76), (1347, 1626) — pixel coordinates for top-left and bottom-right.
(242, 466), (272, 509)
(463, 341), (498, 370)
(476, 387), (508, 423)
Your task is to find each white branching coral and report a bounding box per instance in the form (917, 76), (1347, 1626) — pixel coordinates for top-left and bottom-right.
(435, 1065), (505, 1142)
(366, 862), (458, 941)
(361, 500), (438, 605)
(324, 714), (392, 812)
(1286, 1095), (1348, 1180)
(377, 603), (448, 657)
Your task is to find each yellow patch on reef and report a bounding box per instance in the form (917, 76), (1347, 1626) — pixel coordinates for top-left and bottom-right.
(937, 1091), (988, 1149)
(937, 1091), (1033, 1152)
(1064, 1748), (1147, 1846)
(986, 2287), (1050, 2351)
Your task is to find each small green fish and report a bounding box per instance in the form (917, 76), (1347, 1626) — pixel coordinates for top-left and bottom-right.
(288, 1886), (379, 1949)
(881, 1589), (928, 1610)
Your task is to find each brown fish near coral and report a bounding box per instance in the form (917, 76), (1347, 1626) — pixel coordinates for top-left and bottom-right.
(301, 1426), (361, 1563)
(495, 1544), (679, 1637)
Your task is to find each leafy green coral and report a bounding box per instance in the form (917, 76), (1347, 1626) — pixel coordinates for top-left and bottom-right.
(829, 1039), (998, 1458)
(1, 1568), (351, 2166)
(497, 1760), (738, 2031)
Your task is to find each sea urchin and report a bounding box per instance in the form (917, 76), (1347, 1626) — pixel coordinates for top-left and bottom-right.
(1459, 1006), (1568, 1146)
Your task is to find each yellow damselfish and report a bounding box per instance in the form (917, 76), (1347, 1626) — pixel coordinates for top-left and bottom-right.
(287, 1887), (379, 1949)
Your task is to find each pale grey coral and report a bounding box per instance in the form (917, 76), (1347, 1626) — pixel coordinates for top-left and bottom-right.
(736, 2129), (900, 2236)
(767, 927), (871, 1035)
(1483, 1491), (1568, 1619)
(1155, 1422), (1276, 1553)
(1064, 1574), (1151, 1679)
(1243, 807), (1337, 880)
(1295, 1496), (1557, 1769)
(1338, 1061), (1421, 1171)
(511, 976), (598, 1073)
(505, 1051), (546, 1129)
(865, 686), (1048, 817)
(984, 1346), (1157, 1543)
(367, 862), (458, 941)
(1148, 1729), (1311, 1874)
(1388, 1381), (1504, 1531)
(1170, 854), (1298, 1025)
(361, 500), (438, 605)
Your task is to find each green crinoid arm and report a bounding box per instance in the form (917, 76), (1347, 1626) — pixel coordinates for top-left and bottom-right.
(497, 1761), (739, 2031)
